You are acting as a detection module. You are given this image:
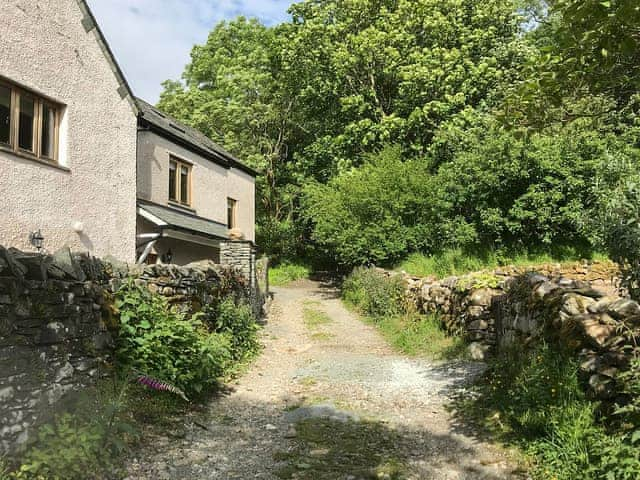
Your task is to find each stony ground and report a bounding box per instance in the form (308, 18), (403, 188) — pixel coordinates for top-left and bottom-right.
(126, 280), (526, 480)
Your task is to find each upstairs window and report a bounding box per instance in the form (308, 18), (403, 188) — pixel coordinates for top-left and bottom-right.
(0, 86), (11, 145)
(227, 198), (237, 229)
(0, 80), (61, 163)
(169, 157), (192, 206)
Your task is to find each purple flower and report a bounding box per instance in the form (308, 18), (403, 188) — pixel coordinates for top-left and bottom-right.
(135, 375), (189, 402)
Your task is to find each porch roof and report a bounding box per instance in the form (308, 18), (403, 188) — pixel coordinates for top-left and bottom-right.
(138, 200), (229, 241)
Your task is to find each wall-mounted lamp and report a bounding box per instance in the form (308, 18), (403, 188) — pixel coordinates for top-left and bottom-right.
(162, 249), (173, 264)
(29, 230), (44, 252)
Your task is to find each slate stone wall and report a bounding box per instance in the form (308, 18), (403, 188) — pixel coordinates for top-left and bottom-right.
(0, 246), (265, 455)
(387, 261), (638, 399)
(0, 247), (118, 454)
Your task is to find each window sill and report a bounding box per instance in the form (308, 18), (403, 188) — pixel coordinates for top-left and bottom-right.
(0, 145), (69, 172)
(168, 201), (196, 214)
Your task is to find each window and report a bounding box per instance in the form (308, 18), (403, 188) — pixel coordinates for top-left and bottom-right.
(19, 95), (35, 152)
(0, 86), (10, 145)
(227, 198), (237, 229)
(0, 80), (60, 162)
(169, 157), (191, 206)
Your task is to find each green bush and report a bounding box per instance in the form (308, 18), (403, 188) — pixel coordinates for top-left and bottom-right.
(257, 218), (307, 266)
(342, 267), (406, 318)
(115, 281), (232, 397)
(590, 166), (640, 301)
(9, 376), (140, 480)
(302, 118), (637, 269)
(209, 298), (260, 362)
(304, 146), (452, 267)
(13, 414), (115, 480)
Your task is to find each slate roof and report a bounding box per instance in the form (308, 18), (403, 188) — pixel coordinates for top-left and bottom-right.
(136, 98), (258, 177)
(138, 200), (229, 240)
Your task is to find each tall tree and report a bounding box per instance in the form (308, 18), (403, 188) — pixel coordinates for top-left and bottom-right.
(282, 0), (528, 173)
(157, 18), (304, 233)
(511, 0), (640, 125)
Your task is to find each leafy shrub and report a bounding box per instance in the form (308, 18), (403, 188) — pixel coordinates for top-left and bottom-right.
(10, 378), (140, 480)
(342, 267), (406, 318)
(115, 281), (231, 397)
(269, 262), (311, 287)
(13, 415), (112, 480)
(209, 298), (260, 361)
(304, 146), (454, 267)
(257, 218), (308, 266)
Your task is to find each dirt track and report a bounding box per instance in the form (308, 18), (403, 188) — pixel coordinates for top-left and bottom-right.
(126, 280), (524, 479)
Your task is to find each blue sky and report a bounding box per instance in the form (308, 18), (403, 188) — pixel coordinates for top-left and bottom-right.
(86, 0), (291, 103)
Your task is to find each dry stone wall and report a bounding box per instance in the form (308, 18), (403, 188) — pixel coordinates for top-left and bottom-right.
(386, 261), (637, 399)
(0, 246), (263, 455)
(0, 247), (119, 454)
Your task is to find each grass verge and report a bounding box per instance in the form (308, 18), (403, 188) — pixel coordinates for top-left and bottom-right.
(269, 263), (311, 287)
(342, 267), (466, 361)
(370, 313), (467, 360)
(396, 246), (608, 279)
(451, 342), (640, 480)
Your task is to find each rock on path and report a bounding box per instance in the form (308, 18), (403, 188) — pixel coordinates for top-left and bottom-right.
(126, 280), (525, 479)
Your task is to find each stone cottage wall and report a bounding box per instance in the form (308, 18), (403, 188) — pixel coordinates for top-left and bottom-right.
(0, 246), (264, 455)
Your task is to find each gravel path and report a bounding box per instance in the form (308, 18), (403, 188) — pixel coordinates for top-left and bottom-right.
(126, 280), (525, 479)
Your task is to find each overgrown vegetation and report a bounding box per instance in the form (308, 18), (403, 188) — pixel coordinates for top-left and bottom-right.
(269, 262), (311, 287)
(342, 268), (465, 360)
(115, 281), (231, 398)
(6, 282), (261, 479)
(396, 246), (607, 279)
(156, 0), (639, 272)
(455, 342), (640, 480)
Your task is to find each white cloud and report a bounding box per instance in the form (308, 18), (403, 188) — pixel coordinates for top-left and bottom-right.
(86, 0), (290, 103)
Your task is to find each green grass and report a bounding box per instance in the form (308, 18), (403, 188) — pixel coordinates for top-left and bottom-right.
(451, 342), (640, 480)
(396, 246), (608, 278)
(269, 263), (312, 286)
(342, 267), (467, 360)
(367, 313), (467, 361)
(303, 307), (333, 329)
(274, 418), (409, 479)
